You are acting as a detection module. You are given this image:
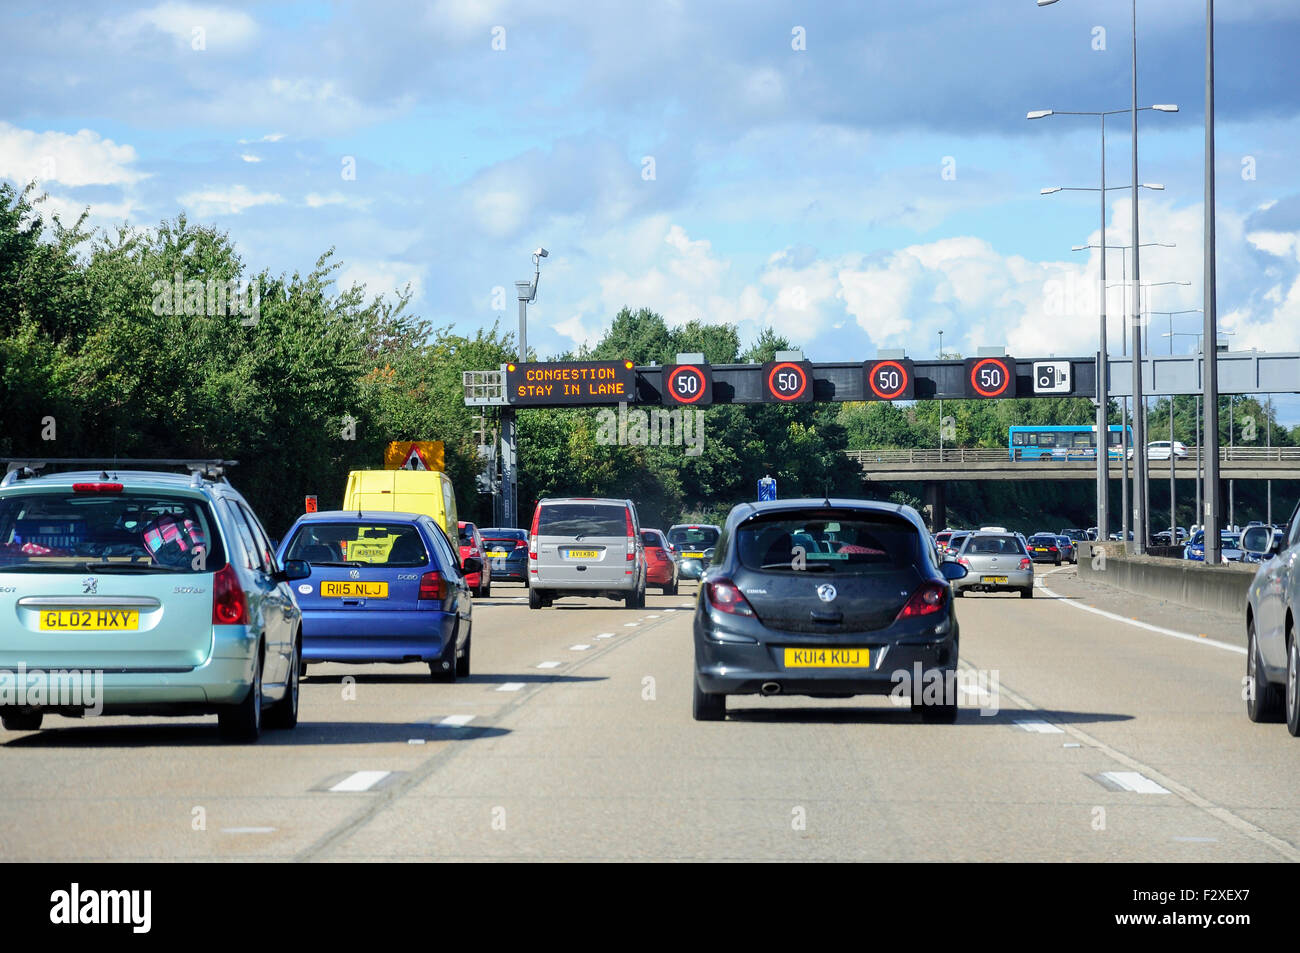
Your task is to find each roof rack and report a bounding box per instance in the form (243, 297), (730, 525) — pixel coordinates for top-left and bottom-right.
(0, 458), (238, 487)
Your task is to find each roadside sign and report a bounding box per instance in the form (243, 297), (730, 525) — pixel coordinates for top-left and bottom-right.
(864, 358), (915, 401)
(963, 356), (1017, 399)
(761, 360), (813, 402)
(1033, 361), (1072, 394)
(661, 363), (713, 406)
(505, 360), (636, 405)
(305, 495), (317, 513)
(758, 476), (778, 501)
(384, 441), (445, 471)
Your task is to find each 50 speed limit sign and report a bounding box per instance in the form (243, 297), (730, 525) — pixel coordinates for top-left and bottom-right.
(761, 360), (813, 402)
(863, 359), (915, 401)
(962, 356), (1017, 399)
(661, 363), (713, 406)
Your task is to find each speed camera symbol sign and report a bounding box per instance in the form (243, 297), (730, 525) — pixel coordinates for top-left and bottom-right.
(1033, 361), (1072, 394)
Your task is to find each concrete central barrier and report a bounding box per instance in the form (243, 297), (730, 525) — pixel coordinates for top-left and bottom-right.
(1076, 542), (1256, 618)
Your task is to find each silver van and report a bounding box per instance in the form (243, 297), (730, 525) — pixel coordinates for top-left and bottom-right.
(527, 498), (646, 608)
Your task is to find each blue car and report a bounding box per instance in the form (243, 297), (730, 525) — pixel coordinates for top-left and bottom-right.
(1184, 530), (1244, 563)
(277, 511), (477, 681)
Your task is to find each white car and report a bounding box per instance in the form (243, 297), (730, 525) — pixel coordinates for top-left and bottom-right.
(1131, 440), (1188, 460)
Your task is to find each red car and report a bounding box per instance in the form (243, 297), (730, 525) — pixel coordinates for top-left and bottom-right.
(641, 528), (679, 595)
(458, 521), (492, 597)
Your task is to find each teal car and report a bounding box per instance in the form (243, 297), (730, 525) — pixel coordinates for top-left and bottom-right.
(0, 460), (310, 741)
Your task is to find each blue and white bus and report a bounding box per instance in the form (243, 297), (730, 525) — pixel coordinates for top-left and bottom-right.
(1008, 424), (1133, 460)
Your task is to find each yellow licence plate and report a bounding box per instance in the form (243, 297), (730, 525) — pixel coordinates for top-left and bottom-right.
(567, 549), (598, 559)
(783, 647), (871, 668)
(981, 575), (1009, 584)
(684, 552), (704, 558)
(40, 609), (139, 631)
(321, 581), (389, 598)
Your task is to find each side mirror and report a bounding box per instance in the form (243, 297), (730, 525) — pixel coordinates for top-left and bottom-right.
(462, 556), (483, 575)
(940, 561), (968, 580)
(277, 559), (311, 582)
(1240, 526), (1271, 556)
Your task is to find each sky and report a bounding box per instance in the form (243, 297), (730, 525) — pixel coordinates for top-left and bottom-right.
(3, 0), (1299, 424)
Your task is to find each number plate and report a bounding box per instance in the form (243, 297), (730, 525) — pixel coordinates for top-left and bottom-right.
(567, 549), (598, 559)
(684, 551), (704, 559)
(981, 575), (1009, 584)
(782, 647), (870, 669)
(321, 581), (388, 598)
(487, 549), (508, 556)
(40, 609), (139, 631)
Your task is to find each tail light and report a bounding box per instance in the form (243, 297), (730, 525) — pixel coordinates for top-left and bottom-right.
(1048, 546), (1058, 552)
(514, 539), (526, 550)
(418, 571), (447, 601)
(1018, 558), (1032, 570)
(896, 581), (948, 620)
(704, 579), (755, 617)
(72, 482), (123, 493)
(625, 508), (635, 560)
(957, 556), (970, 567)
(212, 564), (249, 625)
(528, 507), (540, 562)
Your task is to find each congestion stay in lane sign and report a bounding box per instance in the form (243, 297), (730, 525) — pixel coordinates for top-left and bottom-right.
(963, 356), (1017, 399)
(506, 360), (636, 405)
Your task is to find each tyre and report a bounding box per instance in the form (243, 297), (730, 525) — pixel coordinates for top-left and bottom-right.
(477, 581), (490, 599)
(1246, 618), (1284, 723)
(692, 678), (725, 721)
(219, 645), (263, 742)
(529, 586), (544, 609)
(953, 588), (964, 598)
(1, 709), (43, 732)
(430, 627), (459, 683)
(664, 577), (678, 596)
(299, 660), (308, 679)
(1020, 587), (1034, 599)
(625, 587), (638, 608)
(1286, 633), (1299, 738)
(456, 633), (472, 679)
(266, 632), (300, 730)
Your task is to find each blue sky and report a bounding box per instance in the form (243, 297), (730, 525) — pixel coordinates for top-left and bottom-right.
(3, 0), (1299, 424)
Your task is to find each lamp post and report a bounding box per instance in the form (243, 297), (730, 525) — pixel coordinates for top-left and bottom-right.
(1169, 329), (1234, 538)
(1203, 0), (1223, 564)
(502, 247), (548, 528)
(938, 330), (945, 458)
(1152, 309), (1203, 543)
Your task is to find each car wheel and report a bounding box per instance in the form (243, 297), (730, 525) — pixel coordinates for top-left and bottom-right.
(266, 632), (300, 730)
(1020, 587), (1034, 599)
(953, 588), (964, 598)
(456, 633), (472, 679)
(430, 627), (459, 683)
(219, 644), (263, 742)
(1286, 632), (1299, 738)
(529, 586), (544, 609)
(299, 660), (308, 679)
(478, 582), (490, 599)
(692, 678), (725, 721)
(665, 577), (678, 596)
(624, 587), (638, 609)
(1, 708), (43, 732)
(1246, 618), (1284, 723)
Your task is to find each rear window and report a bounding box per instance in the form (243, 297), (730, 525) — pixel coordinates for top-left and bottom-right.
(641, 531), (664, 548)
(458, 524), (476, 544)
(964, 535), (1026, 556)
(0, 490), (226, 573)
(284, 522), (429, 567)
(667, 526), (720, 549)
(735, 512), (920, 574)
(538, 503), (628, 538)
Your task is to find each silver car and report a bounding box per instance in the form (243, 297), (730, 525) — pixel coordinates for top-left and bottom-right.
(527, 497), (647, 608)
(951, 533), (1034, 598)
(1241, 506), (1300, 736)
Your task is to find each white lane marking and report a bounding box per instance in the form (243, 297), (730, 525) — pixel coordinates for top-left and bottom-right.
(1101, 771), (1171, 794)
(1063, 743), (1082, 748)
(407, 739), (426, 745)
(439, 714), (475, 726)
(329, 771), (391, 793)
(496, 682), (525, 692)
(1172, 836), (1218, 843)
(536, 661), (561, 669)
(1040, 568), (1245, 656)
(595, 633), (614, 640)
(221, 827), (276, 834)
(623, 623), (638, 627)
(645, 614), (660, 619)
(569, 644), (591, 651)
(678, 603), (693, 607)
(1015, 719), (1064, 734)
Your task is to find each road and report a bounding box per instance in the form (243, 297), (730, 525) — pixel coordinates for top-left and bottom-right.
(1, 568), (1295, 862)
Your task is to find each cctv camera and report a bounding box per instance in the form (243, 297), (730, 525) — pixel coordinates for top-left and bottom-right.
(534, 248), (548, 258)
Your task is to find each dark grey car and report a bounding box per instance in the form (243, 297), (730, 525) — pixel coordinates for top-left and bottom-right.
(692, 499), (967, 722)
(1242, 502), (1300, 736)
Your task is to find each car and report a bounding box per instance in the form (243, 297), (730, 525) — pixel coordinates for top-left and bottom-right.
(943, 532), (970, 558)
(1146, 440), (1189, 460)
(641, 528), (680, 595)
(1060, 528), (1088, 543)
(527, 498), (647, 609)
(667, 523), (722, 581)
(1055, 535), (1077, 563)
(691, 498), (967, 723)
(1085, 527), (1099, 541)
(1183, 530), (1244, 563)
(1026, 533), (1062, 566)
(952, 532), (1034, 598)
(457, 520), (492, 597)
(0, 459), (309, 741)
(479, 527), (529, 584)
(933, 530), (954, 551)
(277, 510), (476, 681)
(1240, 508), (1300, 736)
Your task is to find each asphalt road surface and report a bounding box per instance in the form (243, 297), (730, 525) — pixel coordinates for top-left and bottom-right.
(1, 567), (1295, 862)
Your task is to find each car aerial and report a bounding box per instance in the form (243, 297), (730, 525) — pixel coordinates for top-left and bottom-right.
(667, 523), (722, 581)
(528, 497), (647, 609)
(479, 527), (529, 585)
(0, 459), (309, 741)
(278, 510), (476, 681)
(1026, 533), (1062, 566)
(1240, 507), (1300, 736)
(641, 528), (680, 595)
(1146, 440), (1189, 460)
(952, 532), (1034, 598)
(1055, 535), (1077, 564)
(457, 520), (492, 597)
(691, 498), (967, 723)
(1183, 530), (1244, 563)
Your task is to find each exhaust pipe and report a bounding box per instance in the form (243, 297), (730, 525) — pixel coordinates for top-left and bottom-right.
(761, 681), (782, 696)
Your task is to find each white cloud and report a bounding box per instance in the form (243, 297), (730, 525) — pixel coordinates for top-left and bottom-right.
(337, 260), (426, 302)
(304, 192), (346, 208)
(237, 133), (284, 144)
(178, 184), (284, 215)
(120, 3), (258, 49)
(0, 122), (144, 187)
(239, 153), (261, 163)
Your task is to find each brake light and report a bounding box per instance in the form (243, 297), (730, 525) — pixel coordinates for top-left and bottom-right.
(418, 571), (447, 601)
(704, 579), (755, 617)
(212, 564), (249, 625)
(514, 540), (526, 550)
(72, 482), (123, 493)
(957, 556), (970, 567)
(1018, 558), (1032, 570)
(529, 507), (540, 560)
(896, 581), (948, 619)
(625, 508), (636, 560)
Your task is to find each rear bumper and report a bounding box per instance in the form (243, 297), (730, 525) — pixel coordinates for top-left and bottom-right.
(300, 609), (452, 662)
(531, 571), (639, 593)
(952, 569), (1033, 592)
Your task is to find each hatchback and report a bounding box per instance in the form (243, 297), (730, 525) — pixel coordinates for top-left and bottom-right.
(667, 524), (722, 581)
(278, 510), (477, 680)
(527, 498), (646, 608)
(641, 528), (679, 595)
(457, 521), (492, 598)
(1027, 533), (1062, 566)
(0, 460), (309, 741)
(480, 527), (529, 584)
(692, 499), (967, 722)
(952, 533), (1034, 598)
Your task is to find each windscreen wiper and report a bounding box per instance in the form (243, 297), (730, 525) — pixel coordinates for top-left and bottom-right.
(75, 561), (187, 573)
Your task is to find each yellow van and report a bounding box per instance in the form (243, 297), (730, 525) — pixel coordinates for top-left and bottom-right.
(342, 470), (459, 546)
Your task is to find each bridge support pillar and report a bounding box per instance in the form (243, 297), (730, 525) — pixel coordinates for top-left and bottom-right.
(923, 481), (946, 532)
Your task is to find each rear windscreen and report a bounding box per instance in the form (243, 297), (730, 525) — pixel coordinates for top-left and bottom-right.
(735, 513), (919, 574)
(285, 522), (429, 567)
(667, 526), (720, 549)
(640, 531), (664, 548)
(537, 504), (627, 538)
(0, 491), (226, 573)
(457, 525), (475, 544)
(964, 536), (1026, 556)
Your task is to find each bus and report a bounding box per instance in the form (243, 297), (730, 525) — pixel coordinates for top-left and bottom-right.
(1008, 424), (1133, 461)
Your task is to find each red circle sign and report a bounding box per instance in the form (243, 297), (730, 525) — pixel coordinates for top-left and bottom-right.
(669, 365), (707, 404)
(868, 360), (910, 400)
(969, 358), (1012, 398)
(766, 362), (808, 401)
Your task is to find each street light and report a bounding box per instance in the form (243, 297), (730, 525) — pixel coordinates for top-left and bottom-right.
(1151, 309), (1203, 545)
(938, 330), (945, 457)
(503, 247), (549, 530)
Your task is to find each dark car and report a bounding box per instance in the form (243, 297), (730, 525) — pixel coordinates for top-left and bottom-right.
(691, 498), (967, 723)
(1026, 533), (1062, 565)
(1055, 535), (1076, 564)
(641, 528), (679, 595)
(667, 523), (721, 581)
(480, 527), (529, 584)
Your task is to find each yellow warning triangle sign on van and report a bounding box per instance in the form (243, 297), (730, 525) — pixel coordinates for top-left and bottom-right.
(384, 441), (445, 471)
